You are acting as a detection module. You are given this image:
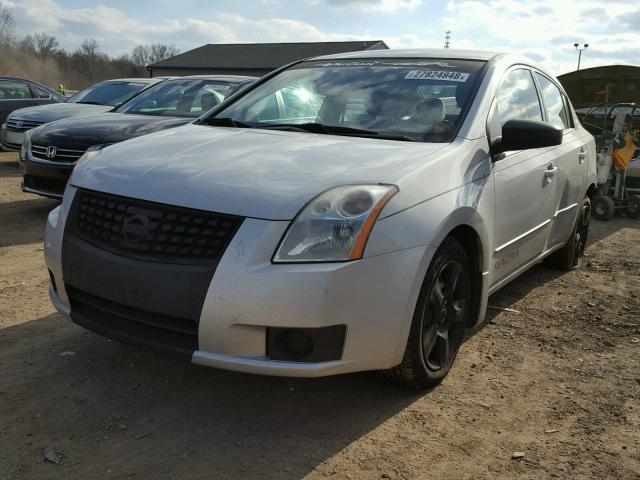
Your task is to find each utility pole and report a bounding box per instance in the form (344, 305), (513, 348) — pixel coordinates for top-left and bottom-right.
(444, 31), (451, 49)
(574, 42), (588, 70)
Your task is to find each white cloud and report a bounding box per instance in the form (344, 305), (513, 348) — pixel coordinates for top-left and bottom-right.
(441, 0), (640, 74)
(5, 0), (360, 55)
(4, 0), (639, 75)
(309, 0), (425, 12)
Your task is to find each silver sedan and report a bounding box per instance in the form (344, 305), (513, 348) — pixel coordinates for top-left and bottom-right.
(44, 49), (596, 388)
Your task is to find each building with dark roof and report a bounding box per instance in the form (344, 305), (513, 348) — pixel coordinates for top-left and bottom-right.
(558, 65), (640, 108)
(147, 41), (389, 77)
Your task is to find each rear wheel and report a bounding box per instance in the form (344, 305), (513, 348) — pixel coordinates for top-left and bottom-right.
(386, 237), (471, 388)
(547, 196), (591, 270)
(592, 195), (615, 221)
(626, 195), (640, 219)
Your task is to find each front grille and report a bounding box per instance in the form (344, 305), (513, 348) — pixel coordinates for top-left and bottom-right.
(31, 143), (86, 163)
(6, 119), (44, 131)
(70, 189), (243, 265)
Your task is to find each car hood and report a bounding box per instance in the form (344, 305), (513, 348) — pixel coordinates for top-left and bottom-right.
(29, 113), (193, 150)
(71, 124), (452, 220)
(10, 102), (113, 123)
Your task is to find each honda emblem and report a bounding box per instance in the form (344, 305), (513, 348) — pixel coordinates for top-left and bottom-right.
(46, 146), (57, 159)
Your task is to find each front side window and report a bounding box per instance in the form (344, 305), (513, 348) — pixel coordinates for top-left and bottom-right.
(535, 73), (570, 130)
(496, 69), (542, 126)
(0, 81), (33, 100)
(211, 58), (486, 142)
(68, 81), (151, 107)
(117, 80), (240, 117)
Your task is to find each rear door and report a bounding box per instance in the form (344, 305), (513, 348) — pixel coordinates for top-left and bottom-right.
(533, 71), (588, 249)
(0, 80), (38, 123)
(490, 67), (560, 286)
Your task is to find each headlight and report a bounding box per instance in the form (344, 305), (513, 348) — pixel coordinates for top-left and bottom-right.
(273, 184), (398, 263)
(21, 131), (32, 159)
(76, 144), (109, 165)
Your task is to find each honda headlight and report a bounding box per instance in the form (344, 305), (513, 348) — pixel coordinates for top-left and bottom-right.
(273, 184), (398, 263)
(76, 144), (110, 165)
(21, 131), (32, 160)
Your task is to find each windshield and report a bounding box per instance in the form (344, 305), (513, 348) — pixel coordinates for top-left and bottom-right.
(116, 79), (242, 118)
(67, 81), (151, 107)
(209, 59), (485, 142)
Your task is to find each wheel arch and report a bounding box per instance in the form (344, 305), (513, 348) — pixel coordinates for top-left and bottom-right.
(443, 224), (485, 328)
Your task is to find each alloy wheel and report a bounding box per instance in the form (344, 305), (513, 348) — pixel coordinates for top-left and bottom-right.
(421, 260), (469, 372)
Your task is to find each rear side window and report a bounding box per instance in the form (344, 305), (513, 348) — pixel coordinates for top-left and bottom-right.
(535, 73), (570, 130)
(0, 81), (34, 100)
(496, 69), (542, 126)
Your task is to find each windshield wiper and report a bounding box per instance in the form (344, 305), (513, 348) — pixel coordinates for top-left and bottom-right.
(75, 101), (104, 105)
(261, 122), (417, 141)
(201, 117), (252, 128)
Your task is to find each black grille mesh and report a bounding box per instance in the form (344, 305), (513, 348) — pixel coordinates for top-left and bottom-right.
(70, 189), (243, 264)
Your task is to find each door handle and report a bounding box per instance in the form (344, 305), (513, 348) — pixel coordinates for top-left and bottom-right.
(544, 165), (558, 179)
(578, 148), (586, 164)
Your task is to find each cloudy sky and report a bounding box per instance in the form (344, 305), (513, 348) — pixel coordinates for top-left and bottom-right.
(4, 0), (640, 75)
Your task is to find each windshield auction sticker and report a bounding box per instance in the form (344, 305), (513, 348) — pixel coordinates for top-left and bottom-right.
(405, 70), (470, 82)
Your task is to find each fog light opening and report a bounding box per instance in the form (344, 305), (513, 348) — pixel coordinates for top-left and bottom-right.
(276, 329), (314, 360)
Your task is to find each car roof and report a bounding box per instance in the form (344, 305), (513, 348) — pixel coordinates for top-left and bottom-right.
(163, 75), (259, 82)
(309, 49), (502, 62)
(100, 78), (162, 84)
(0, 76), (57, 87)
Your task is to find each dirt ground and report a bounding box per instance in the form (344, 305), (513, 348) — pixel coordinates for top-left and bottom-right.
(0, 150), (638, 480)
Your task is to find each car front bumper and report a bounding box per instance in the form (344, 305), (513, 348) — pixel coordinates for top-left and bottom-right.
(45, 187), (433, 377)
(19, 149), (74, 199)
(0, 123), (25, 151)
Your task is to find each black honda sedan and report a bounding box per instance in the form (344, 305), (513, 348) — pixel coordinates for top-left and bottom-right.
(20, 75), (256, 199)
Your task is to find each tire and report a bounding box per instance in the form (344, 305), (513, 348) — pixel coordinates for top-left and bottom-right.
(547, 196), (591, 270)
(592, 195), (615, 221)
(626, 195), (640, 219)
(385, 237), (471, 389)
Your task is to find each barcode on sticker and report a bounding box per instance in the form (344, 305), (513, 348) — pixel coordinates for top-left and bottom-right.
(209, 84), (231, 90)
(405, 71), (470, 82)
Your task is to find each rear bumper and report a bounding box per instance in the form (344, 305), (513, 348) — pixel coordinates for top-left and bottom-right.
(45, 187), (433, 377)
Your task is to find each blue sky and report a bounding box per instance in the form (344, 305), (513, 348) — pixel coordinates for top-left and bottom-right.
(5, 0), (640, 75)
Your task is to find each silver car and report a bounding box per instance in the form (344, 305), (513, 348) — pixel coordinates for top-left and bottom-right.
(44, 50), (596, 388)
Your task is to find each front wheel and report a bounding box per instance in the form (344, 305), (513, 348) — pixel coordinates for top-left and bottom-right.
(386, 237), (471, 388)
(547, 196), (591, 270)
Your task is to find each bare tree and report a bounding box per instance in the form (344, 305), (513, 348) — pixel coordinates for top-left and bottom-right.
(131, 45), (150, 67)
(33, 32), (59, 58)
(18, 34), (36, 52)
(79, 38), (100, 58)
(0, 0), (15, 44)
(130, 43), (179, 67)
(149, 44), (179, 63)
(75, 38), (102, 83)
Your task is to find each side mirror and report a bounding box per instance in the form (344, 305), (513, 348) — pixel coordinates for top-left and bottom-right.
(492, 119), (562, 154)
